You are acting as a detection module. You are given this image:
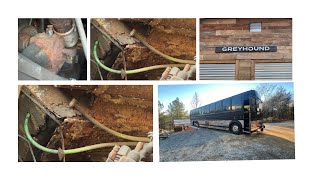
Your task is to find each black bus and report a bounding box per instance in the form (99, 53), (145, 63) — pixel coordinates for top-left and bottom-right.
(190, 90), (264, 134)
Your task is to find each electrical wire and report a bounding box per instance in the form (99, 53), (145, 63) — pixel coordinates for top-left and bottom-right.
(69, 98), (151, 142)
(130, 29), (196, 65)
(90, 59), (104, 80)
(24, 112), (137, 154)
(18, 134), (37, 162)
(18, 155), (23, 162)
(94, 41), (185, 74)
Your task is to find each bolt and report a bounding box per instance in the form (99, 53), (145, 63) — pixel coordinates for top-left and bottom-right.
(47, 25), (54, 36)
(69, 98), (77, 108)
(129, 29), (136, 37)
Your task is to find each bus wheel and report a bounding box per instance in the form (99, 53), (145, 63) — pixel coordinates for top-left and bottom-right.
(230, 123), (242, 135)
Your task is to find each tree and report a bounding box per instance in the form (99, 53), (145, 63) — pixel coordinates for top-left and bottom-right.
(158, 100), (164, 113)
(167, 97), (188, 120)
(268, 87), (293, 120)
(158, 100), (172, 130)
(191, 92), (200, 108)
(255, 84), (294, 121)
(256, 83), (278, 100)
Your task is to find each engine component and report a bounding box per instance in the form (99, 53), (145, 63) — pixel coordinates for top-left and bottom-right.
(18, 18), (86, 80)
(106, 141), (153, 162)
(139, 142), (153, 161)
(49, 19), (73, 33)
(18, 25), (38, 52)
(50, 19), (78, 48)
(18, 53), (66, 80)
(160, 64), (196, 80)
(21, 31), (66, 73)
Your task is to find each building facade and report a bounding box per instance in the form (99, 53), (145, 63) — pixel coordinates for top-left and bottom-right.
(200, 18), (292, 80)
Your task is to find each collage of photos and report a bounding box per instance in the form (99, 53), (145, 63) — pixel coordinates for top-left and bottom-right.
(17, 18), (294, 162)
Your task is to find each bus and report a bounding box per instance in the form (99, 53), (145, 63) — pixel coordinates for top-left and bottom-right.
(190, 90), (264, 134)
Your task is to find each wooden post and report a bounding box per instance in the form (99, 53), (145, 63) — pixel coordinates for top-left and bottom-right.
(251, 60), (255, 80)
(235, 60), (239, 80)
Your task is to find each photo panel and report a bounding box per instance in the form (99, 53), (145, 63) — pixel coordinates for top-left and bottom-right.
(159, 82), (294, 161)
(18, 18), (88, 80)
(18, 85), (153, 162)
(200, 18), (292, 80)
(90, 18), (196, 80)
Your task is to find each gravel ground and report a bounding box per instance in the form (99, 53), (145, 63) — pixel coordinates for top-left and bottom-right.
(160, 121), (295, 162)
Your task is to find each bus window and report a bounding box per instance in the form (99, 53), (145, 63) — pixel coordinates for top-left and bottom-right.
(223, 98), (231, 111)
(232, 95), (242, 110)
(209, 103), (215, 113)
(204, 105), (209, 114)
(250, 97), (257, 112)
(216, 101), (222, 112)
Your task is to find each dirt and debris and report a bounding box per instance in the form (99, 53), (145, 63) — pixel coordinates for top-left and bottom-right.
(25, 85), (79, 118)
(160, 121), (295, 161)
(90, 18), (196, 80)
(18, 85), (153, 162)
(93, 18), (136, 45)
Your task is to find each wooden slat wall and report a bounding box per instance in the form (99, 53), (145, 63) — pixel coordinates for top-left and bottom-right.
(200, 18), (292, 63)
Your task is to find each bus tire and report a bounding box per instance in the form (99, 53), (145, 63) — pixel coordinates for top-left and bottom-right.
(196, 121), (200, 127)
(230, 122), (242, 135)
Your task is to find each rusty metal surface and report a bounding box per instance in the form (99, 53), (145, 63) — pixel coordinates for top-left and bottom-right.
(18, 25), (38, 52)
(89, 86), (153, 134)
(93, 85), (153, 100)
(49, 18), (73, 33)
(25, 85), (79, 118)
(150, 18), (196, 30)
(119, 18), (196, 30)
(28, 33), (66, 73)
(56, 85), (98, 92)
(93, 18), (136, 45)
(119, 18), (153, 24)
(147, 29), (196, 58)
(37, 85), (153, 161)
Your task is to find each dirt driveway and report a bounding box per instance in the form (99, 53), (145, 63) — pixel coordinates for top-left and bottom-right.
(159, 120), (295, 162)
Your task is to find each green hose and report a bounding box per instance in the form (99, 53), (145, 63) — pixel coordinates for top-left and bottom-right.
(94, 41), (185, 74)
(24, 113), (137, 154)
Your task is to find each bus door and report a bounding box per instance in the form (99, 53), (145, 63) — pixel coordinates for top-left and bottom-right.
(243, 103), (250, 132)
(249, 96), (259, 132)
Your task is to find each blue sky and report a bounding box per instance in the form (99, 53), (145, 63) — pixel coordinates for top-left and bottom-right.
(158, 82), (294, 113)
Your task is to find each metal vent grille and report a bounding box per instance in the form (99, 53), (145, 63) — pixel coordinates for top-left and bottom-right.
(255, 63), (292, 80)
(200, 64), (235, 80)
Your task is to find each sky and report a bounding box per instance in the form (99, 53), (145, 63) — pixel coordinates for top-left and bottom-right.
(158, 82), (294, 113)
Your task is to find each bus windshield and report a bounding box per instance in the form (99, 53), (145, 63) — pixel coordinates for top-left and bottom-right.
(256, 97), (262, 112)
